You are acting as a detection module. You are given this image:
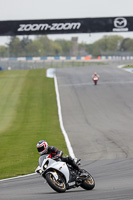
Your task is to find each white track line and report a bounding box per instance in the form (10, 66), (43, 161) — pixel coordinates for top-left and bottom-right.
(0, 173), (36, 182)
(54, 75), (75, 159)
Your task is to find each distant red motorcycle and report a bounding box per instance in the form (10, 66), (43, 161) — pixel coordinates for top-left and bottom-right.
(93, 76), (99, 85)
(92, 72), (99, 85)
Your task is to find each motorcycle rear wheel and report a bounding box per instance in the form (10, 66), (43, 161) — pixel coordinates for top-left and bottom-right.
(80, 173), (95, 190)
(46, 173), (66, 193)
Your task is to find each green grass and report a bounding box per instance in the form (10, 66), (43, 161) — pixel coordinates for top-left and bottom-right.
(123, 65), (133, 68)
(0, 69), (68, 179)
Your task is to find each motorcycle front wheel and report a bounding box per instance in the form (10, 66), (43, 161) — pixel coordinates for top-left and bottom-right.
(80, 172), (95, 190)
(45, 172), (66, 193)
(94, 81), (97, 85)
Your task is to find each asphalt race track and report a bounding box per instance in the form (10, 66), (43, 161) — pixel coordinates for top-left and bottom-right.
(1, 61), (133, 200)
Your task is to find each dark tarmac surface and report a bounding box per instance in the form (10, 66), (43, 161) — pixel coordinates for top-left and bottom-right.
(1, 61), (133, 200)
(57, 61), (133, 160)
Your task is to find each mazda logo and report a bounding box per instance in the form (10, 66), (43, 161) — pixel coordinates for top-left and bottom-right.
(114, 18), (127, 28)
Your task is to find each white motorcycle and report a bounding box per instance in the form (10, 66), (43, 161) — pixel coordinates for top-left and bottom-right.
(35, 154), (95, 193)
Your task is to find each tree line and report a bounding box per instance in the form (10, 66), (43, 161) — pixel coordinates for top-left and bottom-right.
(0, 35), (133, 58)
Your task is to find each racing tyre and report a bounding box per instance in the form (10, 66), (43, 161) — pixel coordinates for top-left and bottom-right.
(46, 172), (66, 193)
(94, 81), (97, 85)
(80, 172), (95, 190)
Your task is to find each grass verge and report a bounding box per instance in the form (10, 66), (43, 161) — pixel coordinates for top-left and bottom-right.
(123, 65), (133, 68)
(0, 69), (68, 179)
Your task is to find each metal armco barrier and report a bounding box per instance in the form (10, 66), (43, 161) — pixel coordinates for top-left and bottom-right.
(0, 56), (92, 61)
(0, 56), (133, 63)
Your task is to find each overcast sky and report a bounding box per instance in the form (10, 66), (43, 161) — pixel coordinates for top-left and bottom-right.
(0, 0), (133, 45)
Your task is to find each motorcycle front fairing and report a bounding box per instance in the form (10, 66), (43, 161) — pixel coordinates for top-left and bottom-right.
(45, 159), (70, 182)
(93, 77), (98, 80)
(36, 155), (70, 183)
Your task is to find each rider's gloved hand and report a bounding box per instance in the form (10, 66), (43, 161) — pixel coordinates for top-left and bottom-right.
(53, 155), (60, 160)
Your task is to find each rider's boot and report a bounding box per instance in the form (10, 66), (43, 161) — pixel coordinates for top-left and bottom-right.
(69, 158), (84, 175)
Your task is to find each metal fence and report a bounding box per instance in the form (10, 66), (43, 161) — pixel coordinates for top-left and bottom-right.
(0, 60), (104, 71)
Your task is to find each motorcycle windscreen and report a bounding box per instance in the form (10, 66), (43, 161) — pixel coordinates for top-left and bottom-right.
(39, 154), (50, 166)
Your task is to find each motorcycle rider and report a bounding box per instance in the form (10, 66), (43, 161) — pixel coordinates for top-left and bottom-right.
(36, 140), (83, 174)
(92, 72), (99, 79)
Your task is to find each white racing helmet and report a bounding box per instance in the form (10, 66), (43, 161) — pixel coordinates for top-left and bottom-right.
(37, 140), (48, 155)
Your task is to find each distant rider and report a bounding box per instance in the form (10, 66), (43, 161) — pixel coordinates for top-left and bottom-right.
(92, 72), (99, 80)
(36, 140), (83, 174)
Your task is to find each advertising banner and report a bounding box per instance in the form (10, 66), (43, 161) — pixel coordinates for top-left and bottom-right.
(0, 16), (132, 36)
